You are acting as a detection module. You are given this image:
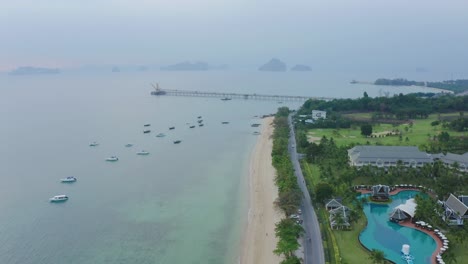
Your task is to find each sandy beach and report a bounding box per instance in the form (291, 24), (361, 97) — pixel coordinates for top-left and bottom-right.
(240, 116), (284, 264)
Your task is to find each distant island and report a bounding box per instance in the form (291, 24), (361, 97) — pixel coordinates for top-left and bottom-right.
(374, 78), (468, 93)
(161, 61), (209, 71)
(258, 58), (287, 72)
(9, 66), (60, 75)
(290, 64), (311, 71)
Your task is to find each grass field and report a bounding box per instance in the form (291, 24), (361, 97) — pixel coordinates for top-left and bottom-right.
(308, 113), (467, 148)
(333, 217), (374, 264)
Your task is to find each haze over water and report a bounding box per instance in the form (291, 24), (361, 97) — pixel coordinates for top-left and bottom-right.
(0, 71), (450, 264)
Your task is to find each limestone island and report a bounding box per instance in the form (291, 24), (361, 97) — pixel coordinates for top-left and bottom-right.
(291, 64), (311, 71)
(258, 58), (287, 72)
(9, 66), (60, 75)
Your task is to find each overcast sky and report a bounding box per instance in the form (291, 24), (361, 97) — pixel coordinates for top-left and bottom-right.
(1, 0), (468, 72)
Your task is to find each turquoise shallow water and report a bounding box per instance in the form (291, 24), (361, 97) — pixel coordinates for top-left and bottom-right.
(359, 191), (436, 264)
(0, 71), (445, 264)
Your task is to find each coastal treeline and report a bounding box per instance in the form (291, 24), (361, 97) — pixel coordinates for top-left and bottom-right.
(298, 93), (468, 122)
(271, 107), (303, 264)
(374, 78), (468, 94)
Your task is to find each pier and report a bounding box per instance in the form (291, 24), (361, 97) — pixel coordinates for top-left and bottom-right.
(150, 86), (334, 102)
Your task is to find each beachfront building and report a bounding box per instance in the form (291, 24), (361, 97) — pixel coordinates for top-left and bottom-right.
(347, 146), (433, 168)
(311, 110), (327, 120)
(325, 198), (343, 211)
(329, 206), (351, 229)
(371, 184), (390, 200)
(434, 152), (468, 172)
(443, 194), (468, 225)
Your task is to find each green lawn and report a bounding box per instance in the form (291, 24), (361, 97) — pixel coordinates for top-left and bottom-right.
(308, 113), (467, 148)
(333, 217), (374, 264)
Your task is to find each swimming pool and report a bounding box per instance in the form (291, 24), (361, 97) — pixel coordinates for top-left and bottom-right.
(359, 190), (436, 264)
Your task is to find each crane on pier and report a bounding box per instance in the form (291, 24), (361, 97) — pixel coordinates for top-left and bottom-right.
(150, 83), (166, 95)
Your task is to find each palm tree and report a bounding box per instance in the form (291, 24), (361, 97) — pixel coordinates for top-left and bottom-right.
(369, 249), (385, 263)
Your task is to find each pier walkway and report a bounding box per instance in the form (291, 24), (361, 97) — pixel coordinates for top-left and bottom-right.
(151, 88), (334, 101)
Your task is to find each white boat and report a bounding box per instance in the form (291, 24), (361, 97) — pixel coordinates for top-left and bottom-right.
(89, 142), (99, 147)
(156, 133), (166, 137)
(106, 156), (119, 161)
(61, 176), (77, 183)
(49, 195), (68, 202)
(137, 150), (149, 155)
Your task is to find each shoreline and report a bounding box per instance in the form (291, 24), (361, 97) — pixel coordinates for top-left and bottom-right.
(239, 116), (283, 264)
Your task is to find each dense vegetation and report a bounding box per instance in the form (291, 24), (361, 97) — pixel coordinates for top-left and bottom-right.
(374, 78), (468, 94)
(297, 93), (468, 122)
(271, 107), (303, 264)
(294, 93), (468, 263)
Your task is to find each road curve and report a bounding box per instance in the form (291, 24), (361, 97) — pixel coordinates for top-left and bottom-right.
(288, 114), (325, 264)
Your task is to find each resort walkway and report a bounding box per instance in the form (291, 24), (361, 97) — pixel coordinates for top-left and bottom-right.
(288, 114), (325, 264)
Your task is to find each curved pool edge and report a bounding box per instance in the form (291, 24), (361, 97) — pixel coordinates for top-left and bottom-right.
(357, 212), (397, 264)
(358, 190), (437, 264)
(397, 221), (442, 264)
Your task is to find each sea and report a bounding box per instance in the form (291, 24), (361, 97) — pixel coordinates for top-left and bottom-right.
(0, 70), (454, 264)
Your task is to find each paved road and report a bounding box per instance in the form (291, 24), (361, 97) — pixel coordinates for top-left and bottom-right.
(288, 114), (325, 264)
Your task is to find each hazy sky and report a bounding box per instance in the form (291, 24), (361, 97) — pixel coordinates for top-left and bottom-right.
(2, 0), (468, 72)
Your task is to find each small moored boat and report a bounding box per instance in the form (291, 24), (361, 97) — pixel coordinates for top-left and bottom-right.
(198, 116), (202, 119)
(61, 176), (77, 183)
(173, 140), (182, 144)
(89, 142), (99, 147)
(156, 133), (166, 137)
(137, 150), (150, 155)
(221, 97), (232, 101)
(199, 124), (204, 127)
(106, 156), (119, 162)
(252, 131), (260, 135)
(197, 120), (203, 123)
(125, 143), (133, 147)
(50, 195), (68, 202)
(189, 125), (195, 128)
(222, 121), (229, 124)
(144, 124), (151, 127)
(169, 127), (175, 130)
(143, 130), (151, 133)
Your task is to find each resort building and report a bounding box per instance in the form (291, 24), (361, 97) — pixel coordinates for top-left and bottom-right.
(325, 198), (343, 211)
(395, 198), (416, 219)
(434, 152), (468, 172)
(311, 110), (327, 120)
(348, 146), (433, 168)
(371, 184), (390, 200)
(389, 208), (409, 222)
(443, 194), (468, 225)
(329, 206), (351, 229)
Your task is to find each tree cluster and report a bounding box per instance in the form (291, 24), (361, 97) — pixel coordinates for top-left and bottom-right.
(375, 78), (468, 94)
(271, 107), (304, 263)
(297, 93), (468, 123)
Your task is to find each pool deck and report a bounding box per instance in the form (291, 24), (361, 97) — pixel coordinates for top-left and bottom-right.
(398, 221), (442, 264)
(357, 187), (423, 196)
(357, 187), (442, 264)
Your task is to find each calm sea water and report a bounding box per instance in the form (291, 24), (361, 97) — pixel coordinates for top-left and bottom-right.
(0, 70), (446, 264)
